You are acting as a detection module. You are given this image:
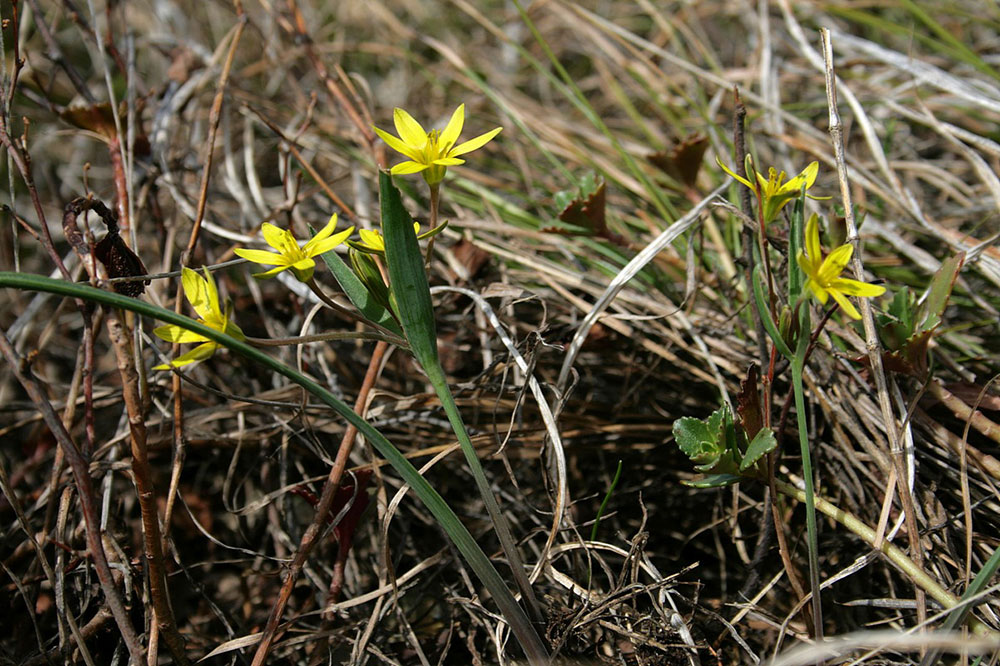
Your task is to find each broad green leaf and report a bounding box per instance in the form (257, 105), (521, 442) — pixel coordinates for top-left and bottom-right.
(380, 171), (439, 368)
(377, 173), (544, 634)
(674, 415), (723, 464)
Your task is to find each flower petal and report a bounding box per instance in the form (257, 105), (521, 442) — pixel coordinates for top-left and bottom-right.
(799, 161), (819, 189)
(251, 264), (291, 279)
(818, 244), (853, 284)
(828, 277), (886, 298)
(153, 324), (208, 344)
(261, 223), (292, 252)
(828, 288), (862, 320)
(181, 267), (213, 320)
(450, 127), (502, 157)
(202, 267), (224, 320)
(234, 248), (288, 266)
(393, 107), (427, 147)
(307, 213), (339, 246)
(806, 279), (830, 305)
(432, 157), (465, 167)
(153, 341), (219, 370)
(439, 104), (465, 150)
(375, 126), (423, 162)
(305, 226), (354, 257)
(796, 250), (817, 281)
(359, 229), (385, 251)
(391, 161), (430, 175)
(716, 156), (755, 190)
(804, 214), (821, 266)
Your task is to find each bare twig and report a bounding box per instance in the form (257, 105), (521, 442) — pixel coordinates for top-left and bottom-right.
(820, 28), (927, 631)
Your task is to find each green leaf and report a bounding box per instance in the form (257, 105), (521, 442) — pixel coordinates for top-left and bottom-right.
(674, 415), (723, 464)
(879, 287), (915, 351)
(674, 406), (741, 475)
(380, 171), (439, 368)
(311, 226), (402, 336)
(752, 267), (793, 359)
(740, 427), (777, 472)
(919, 251), (964, 333)
(378, 173), (545, 633)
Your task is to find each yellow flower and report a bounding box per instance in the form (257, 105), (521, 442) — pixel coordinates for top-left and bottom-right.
(234, 214), (354, 282)
(374, 104), (502, 186)
(796, 214), (885, 320)
(354, 222), (421, 253)
(718, 155), (827, 223)
(153, 267), (245, 369)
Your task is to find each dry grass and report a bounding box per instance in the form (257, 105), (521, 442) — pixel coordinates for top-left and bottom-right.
(1, 1), (999, 664)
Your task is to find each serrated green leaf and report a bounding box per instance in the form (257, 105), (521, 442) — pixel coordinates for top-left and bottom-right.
(740, 427), (777, 472)
(673, 416), (722, 462)
(707, 405), (725, 437)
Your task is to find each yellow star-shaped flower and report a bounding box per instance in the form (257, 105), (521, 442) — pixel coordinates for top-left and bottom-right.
(374, 104), (502, 186)
(153, 267), (245, 369)
(234, 214), (354, 282)
(797, 214), (885, 320)
(718, 156), (828, 224)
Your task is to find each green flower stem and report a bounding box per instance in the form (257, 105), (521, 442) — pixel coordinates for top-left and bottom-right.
(425, 183), (440, 267)
(772, 478), (993, 637)
(791, 357), (823, 639)
(0, 271), (549, 665)
(305, 276), (401, 339)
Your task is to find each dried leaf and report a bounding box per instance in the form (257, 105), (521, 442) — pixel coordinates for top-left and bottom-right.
(95, 231), (149, 297)
(648, 134), (708, 189)
(736, 363), (762, 439)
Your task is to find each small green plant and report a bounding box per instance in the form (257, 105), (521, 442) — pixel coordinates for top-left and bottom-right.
(673, 403), (776, 488)
(670, 150), (995, 642)
(877, 252), (964, 377)
(681, 153), (886, 638)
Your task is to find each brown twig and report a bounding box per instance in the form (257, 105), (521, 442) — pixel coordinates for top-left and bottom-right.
(162, 10), (246, 641)
(63, 198), (191, 665)
(251, 340), (390, 665)
(0, 328), (145, 665)
(282, 0), (383, 166)
(820, 28), (927, 632)
(246, 108), (357, 220)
